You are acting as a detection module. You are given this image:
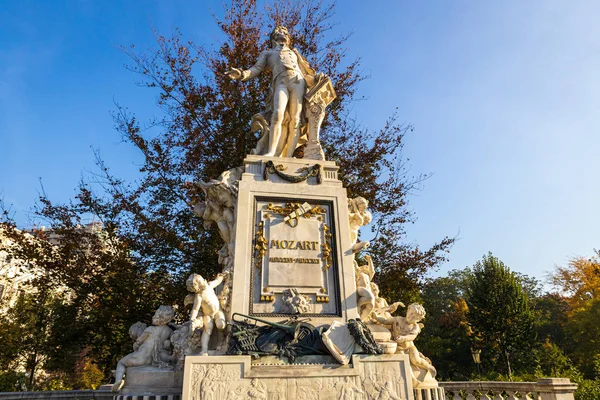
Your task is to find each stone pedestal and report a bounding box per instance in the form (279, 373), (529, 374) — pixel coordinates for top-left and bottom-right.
(115, 366), (183, 400)
(230, 155), (359, 325)
(182, 354), (415, 400)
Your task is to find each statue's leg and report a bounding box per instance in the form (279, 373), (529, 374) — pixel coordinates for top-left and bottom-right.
(275, 117), (289, 156)
(408, 346), (436, 376)
(265, 84), (289, 157)
(112, 360), (126, 392)
(201, 315), (214, 355)
(214, 310), (226, 330)
(356, 287), (375, 320)
(284, 79), (306, 157)
(216, 220), (230, 244)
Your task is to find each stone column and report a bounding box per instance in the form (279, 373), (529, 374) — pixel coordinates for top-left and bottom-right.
(535, 378), (578, 400)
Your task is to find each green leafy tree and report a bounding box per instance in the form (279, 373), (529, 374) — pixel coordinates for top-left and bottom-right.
(0, 290), (58, 390)
(532, 293), (569, 349)
(418, 269), (474, 380)
(565, 299), (600, 378)
(551, 251), (600, 378)
(465, 253), (536, 379)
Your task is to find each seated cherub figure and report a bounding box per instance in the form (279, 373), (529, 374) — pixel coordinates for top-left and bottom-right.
(370, 282), (404, 321)
(376, 303), (436, 378)
(185, 272), (228, 355)
(112, 306), (175, 392)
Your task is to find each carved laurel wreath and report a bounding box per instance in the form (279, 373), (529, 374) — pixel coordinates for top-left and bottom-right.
(263, 160), (322, 184)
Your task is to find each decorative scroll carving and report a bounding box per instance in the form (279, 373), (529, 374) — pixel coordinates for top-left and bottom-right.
(254, 221), (267, 270)
(321, 224), (333, 271)
(263, 160), (322, 184)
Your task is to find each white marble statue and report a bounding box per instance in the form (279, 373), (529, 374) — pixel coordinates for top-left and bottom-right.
(185, 272), (229, 355)
(112, 306), (175, 392)
(354, 256), (376, 321)
(193, 167), (242, 273)
(370, 282), (404, 321)
(375, 303), (437, 382)
(348, 196), (372, 253)
(226, 26), (316, 158)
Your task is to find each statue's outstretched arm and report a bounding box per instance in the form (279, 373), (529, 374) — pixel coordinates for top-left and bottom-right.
(209, 272), (227, 289)
(242, 50), (268, 81)
(226, 50), (268, 81)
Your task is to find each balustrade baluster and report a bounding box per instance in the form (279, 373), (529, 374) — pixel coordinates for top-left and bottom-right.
(505, 390), (519, 400)
(465, 390), (478, 400)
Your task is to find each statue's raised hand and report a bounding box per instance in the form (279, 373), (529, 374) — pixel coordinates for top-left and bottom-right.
(225, 68), (243, 80)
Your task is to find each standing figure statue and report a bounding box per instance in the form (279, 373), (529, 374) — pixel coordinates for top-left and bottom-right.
(186, 273), (228, 355)
(226, 26), (316, 157)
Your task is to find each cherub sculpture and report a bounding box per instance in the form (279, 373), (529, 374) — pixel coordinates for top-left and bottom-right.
(376, 303), (437, 380)
(185, 272), (228, 355)
(348, 196), (372, 253)
(370, 282), (404, 321)
(355, 256), (376, 321)
(280, 288), (310, 314)
(112, 306), (175, 392)
(190, 166), (242, 272)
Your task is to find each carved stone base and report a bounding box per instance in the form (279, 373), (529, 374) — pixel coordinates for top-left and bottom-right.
(183, 354), (415, 399)
(303, 140), (326, 160)
(119, 366), (183, 396)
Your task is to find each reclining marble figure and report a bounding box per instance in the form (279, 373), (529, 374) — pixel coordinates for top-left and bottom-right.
(112, 305), (175, 392)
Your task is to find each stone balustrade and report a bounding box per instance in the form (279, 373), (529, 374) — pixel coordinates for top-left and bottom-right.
(440, 378), (577, 400)
(0, 389), (113, 400)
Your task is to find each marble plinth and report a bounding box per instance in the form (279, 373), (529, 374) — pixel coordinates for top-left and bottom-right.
(120, 366), (183, 396)
(182, 354), (414, 400)
(230, 155), (360, 326)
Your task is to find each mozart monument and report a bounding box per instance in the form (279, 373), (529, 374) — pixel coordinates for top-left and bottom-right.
(111, 26), (444, 400)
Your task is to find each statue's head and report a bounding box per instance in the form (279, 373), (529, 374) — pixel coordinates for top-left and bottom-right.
(406, 303), (426, 324)
(129, 321), (147, 340)
(152, 305), (175, 326)
(270, 26), (290, 48)
(370, 282), (380, 296)
(355, 196), (369, 211)
(187, 273), (208, 292)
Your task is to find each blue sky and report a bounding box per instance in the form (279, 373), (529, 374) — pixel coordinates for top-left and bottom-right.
(1, 1), (599, 282)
